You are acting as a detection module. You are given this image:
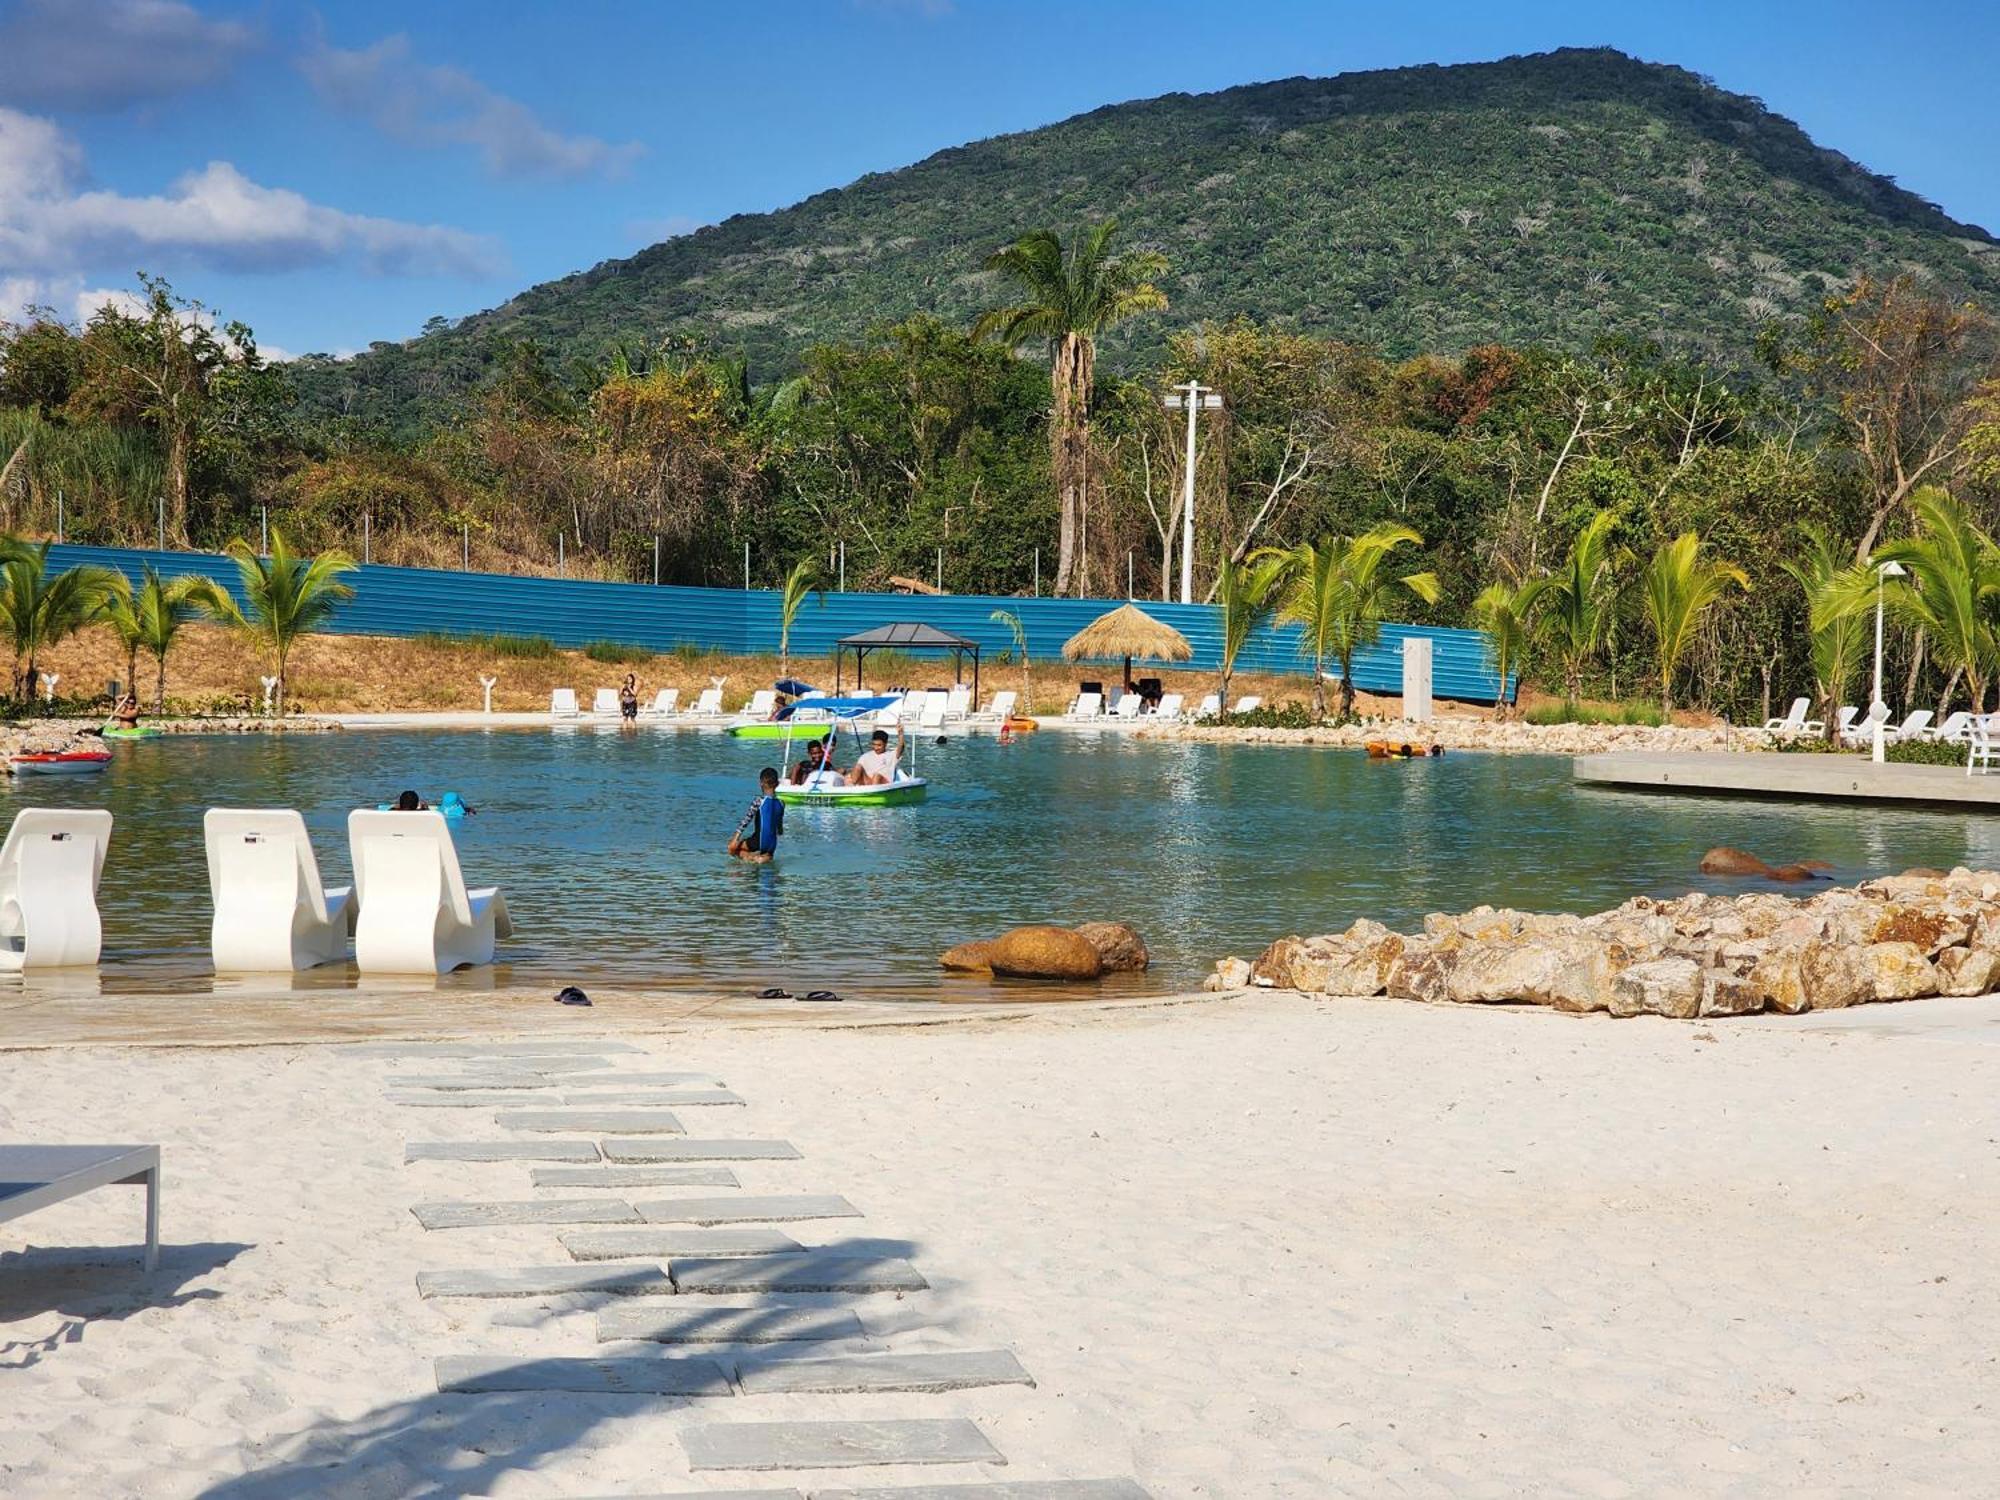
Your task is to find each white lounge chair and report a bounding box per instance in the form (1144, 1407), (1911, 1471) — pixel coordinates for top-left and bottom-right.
(0, 808), (112, 970)
(1971, 716), (1997, 776)
(1191, 693), (1221, 720)
(591, 688), (621, 717)
(1154, 692), (1185, 721)
(1763, 697), (1813, 734)
(549, 688), (581, 719)
(1888, 709), (1934, 743)
(1066, 691), (1104, 720)
(642, 688), (679, 717)
(918, 690), (949, 730)
(684, 687), (724, 718)
(1111, 693), (1142, 719)
(205, 809), (354, 972)
(985, 690), (1017, 722)
(347, 810), (513, 974)
(1232, 695), (1263, 714)
(1840, 703), (1891, 746)
(945, 686), (972, 720)
(0, 1144), (160, 1271)
(1830, 705), (1860, 739)
(740, 689), (776, 721)
(1928, 711), (1974, 743)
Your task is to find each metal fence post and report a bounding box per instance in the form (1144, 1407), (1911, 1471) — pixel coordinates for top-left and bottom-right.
(462, 524), (469, 570)
(56, 490), (63, 543)
(156, 496), (164, 551)
(936, 546), (943, 592)
(1033, 549), (1040, 597)
(1128, 550), (1134, 599)
(362, 510), (369, 564)
(743, 540), (750, 591)
(838, 539), (845, 592)
(558, 533), (565, 575)
(653, 534), (661, 586)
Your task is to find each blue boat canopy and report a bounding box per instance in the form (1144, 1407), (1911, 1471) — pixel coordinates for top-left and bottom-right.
(776, 694), (898, 720)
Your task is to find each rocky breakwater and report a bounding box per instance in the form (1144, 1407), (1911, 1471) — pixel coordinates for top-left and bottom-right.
(1, 723), (101, 762)
(1209, 869), (2000, 1018)
(1143, 717), (1747, 755)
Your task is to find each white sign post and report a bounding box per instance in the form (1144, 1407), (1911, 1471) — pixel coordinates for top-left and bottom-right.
(480, 675), (498, 714)
(1401, 637), (1434, 724)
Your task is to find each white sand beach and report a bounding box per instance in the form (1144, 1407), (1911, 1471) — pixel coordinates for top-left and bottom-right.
(5, 992), (2000, 1498)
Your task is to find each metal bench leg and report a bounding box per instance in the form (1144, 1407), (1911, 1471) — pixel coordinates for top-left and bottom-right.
(143, 1167), (158, 1272)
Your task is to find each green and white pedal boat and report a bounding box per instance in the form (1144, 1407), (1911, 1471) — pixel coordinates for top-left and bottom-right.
(776, 773), (927, 807)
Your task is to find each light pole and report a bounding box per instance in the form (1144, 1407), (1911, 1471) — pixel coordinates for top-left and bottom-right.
(1871, 559), (1908, 764)
(1164, 380), (1222, 604)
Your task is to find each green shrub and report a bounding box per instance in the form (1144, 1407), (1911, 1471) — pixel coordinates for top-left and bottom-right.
(1217, 701), (1349, 730)
(1885, 737), (1969, 767)
(1522, 701), (1666, 728)
(584, 640), (655, 664)
(488, 634), (557, 659)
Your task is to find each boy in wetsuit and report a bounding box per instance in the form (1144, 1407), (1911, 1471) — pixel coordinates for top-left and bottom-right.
(728, 767), (784, 861)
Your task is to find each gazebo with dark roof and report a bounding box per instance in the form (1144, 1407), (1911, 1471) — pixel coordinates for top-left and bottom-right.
(834, 622), (981, 702)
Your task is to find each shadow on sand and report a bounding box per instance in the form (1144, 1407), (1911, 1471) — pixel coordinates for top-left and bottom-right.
(0, 1240), (252, 1370)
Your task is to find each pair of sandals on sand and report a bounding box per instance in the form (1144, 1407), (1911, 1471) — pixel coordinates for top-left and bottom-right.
(759, 986), (843, 1003)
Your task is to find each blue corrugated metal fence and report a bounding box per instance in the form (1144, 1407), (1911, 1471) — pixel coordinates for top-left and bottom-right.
(48, 543), (1508, 703)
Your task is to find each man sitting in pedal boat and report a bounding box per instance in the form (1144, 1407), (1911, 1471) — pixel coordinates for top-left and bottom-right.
(845, 725), (904, 786)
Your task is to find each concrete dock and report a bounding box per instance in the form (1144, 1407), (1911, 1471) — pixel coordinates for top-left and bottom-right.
(1573, 751), (2000, 810)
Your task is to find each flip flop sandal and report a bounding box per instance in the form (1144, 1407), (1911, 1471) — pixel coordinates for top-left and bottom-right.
(801, 990), (844, 1003)
(758, 987), (793, 1000)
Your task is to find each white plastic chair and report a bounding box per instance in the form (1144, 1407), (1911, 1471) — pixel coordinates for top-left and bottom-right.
(918, 690), (949, 730)
(1066, 691), (1104, 720)
(1232, 695), (1263, 714)
(1112, 693), (1142, 719)
(591, 688), (621, 716)
(1970, 717), (1996, 776)
(642, 688), (679, 717)
(684, 687), (724, 718)
(1928, 711), (1973, 743)
(1191, 693), (1221, 720)
(549, 688), (580, 719)
(1840, 703), (1890, 746)
(744, 689), (776, 720)
(945, 686), (972, 720)
(0, 808), (113, 970)
(1888, 709), (1933, 743)
(985, 690), (1017, 721)
(347, 810), (512, 974)
(1762, 697), (1812, 734)
(1830, 705), (1860, 739)
(205, 809), (353, 972)
(1154, 692), (1184, 721)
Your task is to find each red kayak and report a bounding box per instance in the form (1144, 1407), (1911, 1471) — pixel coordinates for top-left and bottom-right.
(9, 748), (112, 775)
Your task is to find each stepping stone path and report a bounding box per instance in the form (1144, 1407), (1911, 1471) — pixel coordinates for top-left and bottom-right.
(379, 1041), (1148, 1496)
(633, 1194), (860, 1225)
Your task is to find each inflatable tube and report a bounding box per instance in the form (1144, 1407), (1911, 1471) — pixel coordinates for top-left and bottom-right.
(1364, 740), (1426, 759)
(1003, 716), (1040, 733)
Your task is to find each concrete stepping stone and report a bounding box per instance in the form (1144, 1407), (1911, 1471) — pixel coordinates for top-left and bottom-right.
(418, 1264), (673, 1299)
(560, 1089), (745, 1107)
(819, 1484), (1152, 1499)
(563, 1072), (725, 1088)
(385, 1091), (551, 1108)
(597, 1303), (864, 1345)
(436, 1353), (732, 1396)
(561, 1228), (802, 1261)
(354, 1040), (642, 1056)
(405, 1141), (600, 1163)
(517, 1056), (619, 1073)
(412, 1199), (639, 1230)
(583, 1493), (804, 1500)
(533, 1165), (740, 1189)
(388, 1074), (554, 1091)
(683, 1419), (1001, 1471)
(634, 1195), (859, 1225)
(734, 1349), (1033, 1396)
(497, 1109), (686, 1135)
(670, 1254), (927, 1294)
(602, 1139), (800, 1163)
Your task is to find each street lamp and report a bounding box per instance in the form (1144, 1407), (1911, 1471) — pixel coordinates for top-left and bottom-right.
(1871, 559), (1908, 764)
(1163, 381), (1223, 604)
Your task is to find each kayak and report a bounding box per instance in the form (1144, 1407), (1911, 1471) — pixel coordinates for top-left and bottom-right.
(102, 725), (158, 740)
(775, 776), (928, 807)
(1003, 716), (1040, 733)
(10, 748), (113, 775)
(729, 718), (834, 739)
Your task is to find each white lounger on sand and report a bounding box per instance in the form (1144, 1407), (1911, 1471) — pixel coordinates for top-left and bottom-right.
(743, 689), (776, 720)
(1840, 703), (1891, 746)
(642, 688), (679, 717)
(1888, 709), (1934, 743)
(0, 1144), (159, 1271)
(1928, 711), (1973, 743)
(984, 690), (1017, 721)
(945, 686), (972, 720)
(205, 809), (354, 972)
(1154, 692), (1184, 721)
(0, 808), (113, 970)
(1112, 693), (1142, 719)
(1066, 691), (1104, 721)
(549, 688), (580, 719)
(591, 688), (621, 716)
(1762, 696), (1817, 735)
(1232, 695), (1263, 714)
(685, 687), (724, 718)
(1191, 693), (1221, 720)
(348, 810), (512, 974)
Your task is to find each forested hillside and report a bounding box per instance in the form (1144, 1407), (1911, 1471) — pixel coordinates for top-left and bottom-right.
(293, 47), (1999, 433)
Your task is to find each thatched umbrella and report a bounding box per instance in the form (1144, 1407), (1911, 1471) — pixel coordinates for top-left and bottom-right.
(1062, 603), (1192, 687)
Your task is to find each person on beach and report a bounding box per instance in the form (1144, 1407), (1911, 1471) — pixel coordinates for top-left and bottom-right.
(728, 767), (783, 861)
(846, 725), (903, 785)
(619, 674), (639, 723)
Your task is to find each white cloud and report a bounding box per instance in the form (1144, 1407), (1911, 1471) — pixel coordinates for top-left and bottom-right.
(302, 32), (643, 181)
(2, 276), (297, 361)
(0, 0), (257, 112)
(0, 105), (498, 279)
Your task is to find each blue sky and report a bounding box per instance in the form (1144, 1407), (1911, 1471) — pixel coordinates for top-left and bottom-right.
(1, 0), (1994, 358)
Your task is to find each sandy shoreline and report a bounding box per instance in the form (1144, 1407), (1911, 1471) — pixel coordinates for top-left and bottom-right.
(5, 992), (1999, 1497)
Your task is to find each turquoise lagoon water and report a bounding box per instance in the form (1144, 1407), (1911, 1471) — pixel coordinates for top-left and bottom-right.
(8, 725), (1997, 999)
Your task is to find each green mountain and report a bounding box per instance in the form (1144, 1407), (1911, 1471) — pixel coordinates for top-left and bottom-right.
(298, 47), (2000, 428)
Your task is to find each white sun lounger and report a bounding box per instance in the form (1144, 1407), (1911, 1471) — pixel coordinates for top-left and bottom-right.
(918, 690), (949, 730)
(1887, 709), (1933, 743)
(984, 690), (1017, 721)
(743, 689), (777, 720)
(1191, 693), (1221, 720)
(1232, 695), (1263, 714)
(205, 809), (354, 972)
(1927, 710), (1973, 743)
(1066, 691), (1104, 720)
(684, 687), (724, 718)
(945, 685), (972, 720)
(1971, 716), (1997, 775)
(0, 1144), (160, 1271)
(347, 810), (513, 974)
(1830, 705), (1861, 738)
(642, 688), (678, 717)
(549, 689), (580, 719)
(1112, 693), (1142, 719)
(1762, 696), (1814, 734)
(0, 808), (113, 971)
(1839, 703), (1891, 746)
(591, 688), (621, 716)
(1154, 692), (1184, 721)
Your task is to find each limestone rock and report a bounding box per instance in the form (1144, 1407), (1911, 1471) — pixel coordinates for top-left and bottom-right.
(1934, 946), (1999, 997)
(1751, 947), (1809, 1014)
(1206, 956), (1251, 992)
(1858, 941), (1938, 1001)
(1700, 969), (1765, 1017)
(1799, 941), (1873, 1010)
(938, 939), (1000, 974)
(984, 925), (1103, 981)
(1446, 940), (1571, 1005)
(1385, 942), (1457, 1003)
(1523, 939), (1628, 1014)
(1609, 957), (1704, 1018)
(1074, 921), (1150, 973)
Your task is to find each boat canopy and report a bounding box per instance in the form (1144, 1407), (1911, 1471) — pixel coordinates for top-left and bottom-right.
(776, 694), (899, 720)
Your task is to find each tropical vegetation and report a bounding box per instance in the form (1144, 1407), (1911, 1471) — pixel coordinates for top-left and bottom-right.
(185, 531), (357, 715)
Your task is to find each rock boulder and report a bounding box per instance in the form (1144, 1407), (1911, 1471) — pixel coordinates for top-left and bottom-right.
(985, 925), (1103, 982)
(1073, 922), (1150, 973)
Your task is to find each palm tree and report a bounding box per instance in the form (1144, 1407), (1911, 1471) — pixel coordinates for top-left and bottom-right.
(1258, 525), (1440, 719)
(186, 530), (356, 715)
(1470, 577), (1544, 720)
(1215, 552), (1281, 709)
(990, 608), (1031, 712)
(776, 558), (821, 681)
(104, 564), (206, 712)
(1535, 510), (1629, 707)
(0, 540), (122, 700)
(1640, 531), (1748, 715)
(1867, 487), (2000, 713)
(973, 219), (1168, 596)
(1779, 525), (1870, 744)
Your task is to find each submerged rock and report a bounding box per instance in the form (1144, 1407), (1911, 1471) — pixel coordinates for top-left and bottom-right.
(1074, 921), (1150, 973)
(984, 925), (1103, 981)
(938, 939), (1001, 974)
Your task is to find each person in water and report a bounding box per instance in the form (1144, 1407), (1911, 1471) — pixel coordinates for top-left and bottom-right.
(392, 788), (477, 813)
(109, 692), (141, 729)
(728, 767), (784, 861)
(618, 674), (639, 722)
(846, 725), (904, 785)
(394, 789), (427, 811)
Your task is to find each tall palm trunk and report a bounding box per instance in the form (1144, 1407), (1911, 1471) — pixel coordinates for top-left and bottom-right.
(1051, 333), (1092, 596)
(154, 653), (168, 713)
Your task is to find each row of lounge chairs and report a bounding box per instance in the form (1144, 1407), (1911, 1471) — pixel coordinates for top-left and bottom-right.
(1762, 696), (2000, 769)
(548, 685), (1018, 728)
(0, 807), (510, 976)
(1062, 690), (1260, 722)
